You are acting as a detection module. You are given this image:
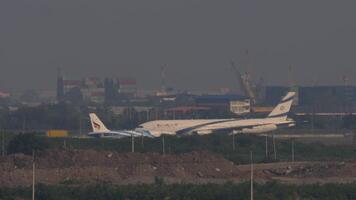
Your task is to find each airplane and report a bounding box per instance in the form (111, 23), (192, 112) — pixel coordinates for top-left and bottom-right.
(136, 92), (296, 137)
(87, 113), (152, 138)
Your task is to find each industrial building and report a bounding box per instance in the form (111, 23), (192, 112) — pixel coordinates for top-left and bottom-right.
(265, 86), (356, 110)
(194, 94), (250, 115)
(57, 74), (138, 104)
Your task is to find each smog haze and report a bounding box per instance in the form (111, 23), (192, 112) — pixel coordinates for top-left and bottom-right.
(0, 0), (356, 91)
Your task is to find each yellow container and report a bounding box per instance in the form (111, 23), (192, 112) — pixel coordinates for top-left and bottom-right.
(46, 130), (69, 138)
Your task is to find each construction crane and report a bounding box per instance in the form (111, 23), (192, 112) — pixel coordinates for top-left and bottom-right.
(161, 65), (167, 92)
(230, 61), (257, 105)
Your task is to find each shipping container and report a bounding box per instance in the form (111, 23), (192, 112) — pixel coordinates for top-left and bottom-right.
(46, 130), (69, 138)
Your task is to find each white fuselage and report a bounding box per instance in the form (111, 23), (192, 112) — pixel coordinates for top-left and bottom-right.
(138, 118), (295, 137)
(138, 92), (297, 137)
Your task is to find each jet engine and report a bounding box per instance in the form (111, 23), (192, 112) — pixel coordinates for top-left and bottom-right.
(196, 130), (213, 135)
(240, 124), (277, 134)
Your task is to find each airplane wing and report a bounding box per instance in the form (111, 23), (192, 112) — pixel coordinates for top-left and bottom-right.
(177, 123), (268, 136)
(175, 119), (236, 135)
(177, 120), (294, 136)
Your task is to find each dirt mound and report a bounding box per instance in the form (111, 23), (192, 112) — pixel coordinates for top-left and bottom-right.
(34, 149), (242, 179)
(2, 149), (356, 187)
(0, 149), (247, 187)
(262, 162), (356, 178)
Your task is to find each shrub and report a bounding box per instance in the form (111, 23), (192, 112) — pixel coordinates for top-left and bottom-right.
(7, 133), (50, 155)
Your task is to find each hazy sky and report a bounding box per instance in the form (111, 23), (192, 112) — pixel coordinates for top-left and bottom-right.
(0, 0), (355, 92)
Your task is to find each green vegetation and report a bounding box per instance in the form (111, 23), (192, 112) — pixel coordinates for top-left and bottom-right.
(1, 102), (356, 131)
(42, 133), (356, 164)
(0, 103), (85, 130)
(3, 131), (356, 164)
(6, 133), (50, 155)
(2, 182), (356, 200)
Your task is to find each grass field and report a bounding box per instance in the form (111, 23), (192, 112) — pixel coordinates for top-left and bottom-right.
(39, 133), (356, 164)
(2, 130), (356, 164)
(2, 181), (356, 200)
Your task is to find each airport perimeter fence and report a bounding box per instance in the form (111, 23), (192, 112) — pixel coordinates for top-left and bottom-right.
(1, 128), (356, 165)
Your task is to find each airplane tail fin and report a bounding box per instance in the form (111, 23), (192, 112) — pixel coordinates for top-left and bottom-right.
(89, 113), (110, 132)
(267, 92), (296, 121)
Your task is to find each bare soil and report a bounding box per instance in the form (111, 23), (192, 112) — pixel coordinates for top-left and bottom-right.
(1, 149), (356, 187)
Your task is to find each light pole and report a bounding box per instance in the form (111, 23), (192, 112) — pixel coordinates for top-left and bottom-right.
(1, 130), (5, 156)
(232, 133), (236, 151)
(273, 134), (277, 160)
(32, 150), (36, 200)
(291, 139), (295, 162)
(131, 134), (135, 153)
(250, 151), (254, 200)
(162, 135), (165, 155)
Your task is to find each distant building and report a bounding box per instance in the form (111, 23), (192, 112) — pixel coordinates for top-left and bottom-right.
(264, 86), (290, 105)
(0, 92), (10, 99)
(298, 86), (354, 106)
(230, 99), (251, 115)
(104, 78), (119, 105)
(264, 85), (356, 114)
(63, 79), (82, 93)
(81, 77), (105, 103)
(57, 76), (105, 104)
(118, 78), (137, 96)
(56, 74), (141, 105)
(195, 94), (248, 113)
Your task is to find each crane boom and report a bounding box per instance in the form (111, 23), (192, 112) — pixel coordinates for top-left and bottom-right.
(230, 61), (257, 105)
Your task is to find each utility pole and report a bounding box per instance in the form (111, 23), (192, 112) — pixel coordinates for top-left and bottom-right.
(162, 135), (165, 155)
(311, 78), (317, 134)
(291, 139), (295, 162)
(232, 133), (236, 151)
(250, 151), (254, 200)
(79, 117), (82, 136)
(131, 134), (135, 153)
(273, 134), (277, 160)
(128, 106), (131, 122)
(78, 107), (82, 136)
(141, 134), (144, 148)
(265, 135), (268, 158)
(23, 115), (26, 133)
(1, 130), (5, 156)
(32, 150), (36, 200)
(160, 65), (167, 94)
(311, 110), (315, 134)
